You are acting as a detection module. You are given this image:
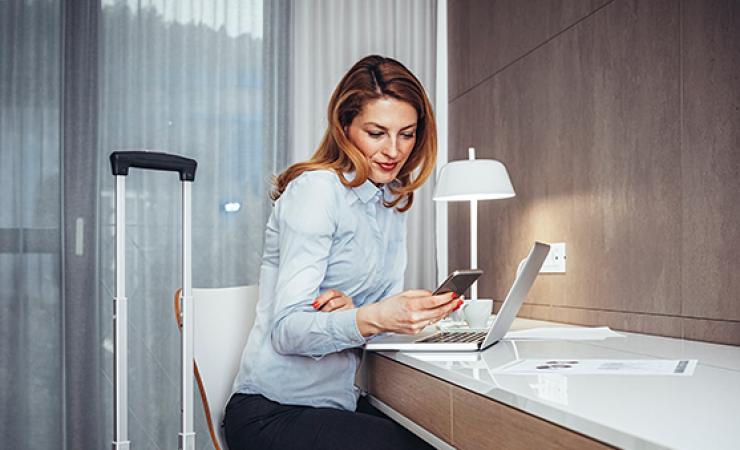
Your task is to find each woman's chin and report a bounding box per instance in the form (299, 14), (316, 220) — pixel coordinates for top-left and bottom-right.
(369, 172), (396, 185)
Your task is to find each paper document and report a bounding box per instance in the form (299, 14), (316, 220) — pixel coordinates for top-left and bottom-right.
(504, 326), (623, 341)
(493, 359), (698, 376)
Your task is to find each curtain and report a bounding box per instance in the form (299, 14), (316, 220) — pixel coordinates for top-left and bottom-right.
(290, 0), (438, 291)
(96, 1), (273, 448)
(2, 0), (279, 448)
(0, 0), (63, 448)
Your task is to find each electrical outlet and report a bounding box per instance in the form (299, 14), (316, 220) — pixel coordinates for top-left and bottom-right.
(541, 242), (566, 273)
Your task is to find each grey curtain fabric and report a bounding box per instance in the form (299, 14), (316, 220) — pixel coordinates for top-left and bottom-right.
(289, 0), (439, 291)
(2, 0), (278, 448)
(96, 1), (273, 448)
(63, 0), (102, 448)
(0, 1), (63, 448)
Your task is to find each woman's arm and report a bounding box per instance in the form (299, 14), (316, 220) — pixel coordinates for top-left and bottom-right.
(268, 172), (460, 354)
(356, 290), (462, 337)
(312, 289), (355, 312)
(269, 173), (367, 357)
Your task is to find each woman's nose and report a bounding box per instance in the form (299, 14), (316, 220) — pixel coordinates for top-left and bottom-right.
(383, 138), (400, 158)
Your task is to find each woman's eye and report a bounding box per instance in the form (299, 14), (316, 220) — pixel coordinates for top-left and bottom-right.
(367, 131), (384, 138)
(401, 133), (415, 139)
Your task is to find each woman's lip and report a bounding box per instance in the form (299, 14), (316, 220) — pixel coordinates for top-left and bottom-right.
(377, 162), (397, 171)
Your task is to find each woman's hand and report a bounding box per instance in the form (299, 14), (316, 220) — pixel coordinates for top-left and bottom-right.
(356, 290), (463, 337)
(312, 289), (355, 312)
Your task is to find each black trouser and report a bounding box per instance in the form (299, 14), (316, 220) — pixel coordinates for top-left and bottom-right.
(224, 393), (433, 450)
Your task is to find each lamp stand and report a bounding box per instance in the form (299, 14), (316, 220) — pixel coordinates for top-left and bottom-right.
(470, 199), (478, 301)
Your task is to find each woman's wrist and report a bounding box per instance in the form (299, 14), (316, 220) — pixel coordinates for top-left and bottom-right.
(357, 303), (384, 337)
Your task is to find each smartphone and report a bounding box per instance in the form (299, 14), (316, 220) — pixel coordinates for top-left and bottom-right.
(432, 269), (483, 296)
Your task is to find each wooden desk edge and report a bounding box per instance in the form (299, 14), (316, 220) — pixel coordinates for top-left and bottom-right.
(365, 352), (615, 450)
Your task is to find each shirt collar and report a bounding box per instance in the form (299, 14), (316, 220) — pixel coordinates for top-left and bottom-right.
(341, 171), (381, 204)
(352, 178), (382, 204)
(344, 171), (402, 204)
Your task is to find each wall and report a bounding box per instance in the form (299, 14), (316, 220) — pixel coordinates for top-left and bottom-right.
(447, 0), (740, 345)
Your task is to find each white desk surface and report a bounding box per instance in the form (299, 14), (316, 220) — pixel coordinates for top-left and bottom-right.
(373, 318), (740, 450)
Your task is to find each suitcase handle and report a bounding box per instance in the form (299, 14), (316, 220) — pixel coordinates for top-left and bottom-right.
(110, 150), (197, 181)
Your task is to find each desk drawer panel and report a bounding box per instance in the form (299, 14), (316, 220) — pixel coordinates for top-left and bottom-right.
(366, 353), (452, 443)
(452, 386), (614, 450)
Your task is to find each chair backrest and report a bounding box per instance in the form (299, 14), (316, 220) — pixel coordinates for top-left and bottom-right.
(192, 285), (259, 450)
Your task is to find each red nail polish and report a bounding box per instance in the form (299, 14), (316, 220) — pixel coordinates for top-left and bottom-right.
(451, 293), (459, 300)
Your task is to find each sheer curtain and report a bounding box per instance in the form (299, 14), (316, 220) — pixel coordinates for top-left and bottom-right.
(290, 0), (438, 290)
(96, 1), (276, 448)
(2, 0), (282, 448)
(0, 1), (63, 448)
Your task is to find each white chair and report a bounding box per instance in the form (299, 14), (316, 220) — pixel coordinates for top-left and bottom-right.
(174, 285), (259, 450)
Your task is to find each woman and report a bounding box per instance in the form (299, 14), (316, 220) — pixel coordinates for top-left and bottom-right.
(225, 55), (462, 450)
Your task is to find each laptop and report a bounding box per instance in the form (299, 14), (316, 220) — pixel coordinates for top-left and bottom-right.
(365, 242), (550, 352)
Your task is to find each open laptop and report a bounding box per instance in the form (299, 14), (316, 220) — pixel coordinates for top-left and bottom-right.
(365, 242), (550, 352)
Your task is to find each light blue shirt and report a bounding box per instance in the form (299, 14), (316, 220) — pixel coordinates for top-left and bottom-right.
(232, 170), (407, 411)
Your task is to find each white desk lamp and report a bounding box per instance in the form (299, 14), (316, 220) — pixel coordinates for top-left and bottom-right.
(433, 147), (515, 301)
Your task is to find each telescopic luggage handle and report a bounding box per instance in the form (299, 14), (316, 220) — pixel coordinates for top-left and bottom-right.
(110, 149), (197, 450)
(110, 150), (197, 181)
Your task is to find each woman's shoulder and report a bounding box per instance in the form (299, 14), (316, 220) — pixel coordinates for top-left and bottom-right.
(278, 169), (346, 208)
(285, 169), (343, 197)
(294, 169), (342, 184)
(277, 170), (343, 232)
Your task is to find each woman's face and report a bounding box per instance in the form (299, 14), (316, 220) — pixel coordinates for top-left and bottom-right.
(346, 97), (418, 186)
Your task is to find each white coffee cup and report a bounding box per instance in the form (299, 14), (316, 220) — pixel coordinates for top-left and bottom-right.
(462, 299), (493, 329)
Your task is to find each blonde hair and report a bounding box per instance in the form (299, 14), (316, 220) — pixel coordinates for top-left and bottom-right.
(271, 55), (437, 212)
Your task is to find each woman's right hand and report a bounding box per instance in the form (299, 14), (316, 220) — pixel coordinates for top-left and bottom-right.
(356, 290), (463, 337)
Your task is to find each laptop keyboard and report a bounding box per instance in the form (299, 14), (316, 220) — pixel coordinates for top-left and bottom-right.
(417, 331), (488, 344)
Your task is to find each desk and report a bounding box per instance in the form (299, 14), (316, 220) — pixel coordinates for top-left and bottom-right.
(362, 318), (740, 450)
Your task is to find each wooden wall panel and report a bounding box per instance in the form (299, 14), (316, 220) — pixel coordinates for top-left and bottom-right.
(447, 0), (609, 100)
(447, 0), (740, 345)
(680, 0), (740, 324)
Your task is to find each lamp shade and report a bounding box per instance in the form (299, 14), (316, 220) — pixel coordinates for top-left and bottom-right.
(433, 150), (515, 201)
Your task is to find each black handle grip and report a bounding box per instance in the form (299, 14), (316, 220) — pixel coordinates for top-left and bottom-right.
(110, 150), (197, 181)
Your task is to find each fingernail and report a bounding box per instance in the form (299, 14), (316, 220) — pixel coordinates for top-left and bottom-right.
(451, 293), (459, 300)
(312, 301), (319, 309)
